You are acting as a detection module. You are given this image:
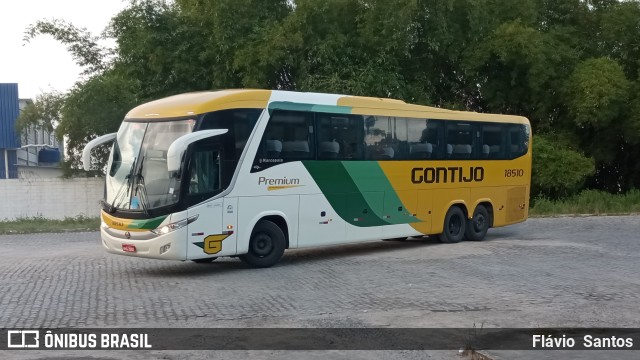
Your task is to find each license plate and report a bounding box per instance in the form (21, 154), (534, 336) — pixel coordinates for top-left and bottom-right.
(122, 244), (136, 252)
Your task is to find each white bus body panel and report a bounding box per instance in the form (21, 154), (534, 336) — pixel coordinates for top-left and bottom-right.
(186, 198), (239, 260)
(269, 91), (343, 105)
(298, 194), (347, 247)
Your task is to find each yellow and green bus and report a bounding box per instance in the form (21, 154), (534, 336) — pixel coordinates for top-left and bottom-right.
(83, 90), (531, 267)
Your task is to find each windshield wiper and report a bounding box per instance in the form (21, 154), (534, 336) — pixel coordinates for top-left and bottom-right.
(107, 159), (136, 213)
(133, 155), (151, 216)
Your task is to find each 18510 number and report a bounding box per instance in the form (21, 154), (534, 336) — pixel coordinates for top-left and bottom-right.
(505, 169), (524, 177)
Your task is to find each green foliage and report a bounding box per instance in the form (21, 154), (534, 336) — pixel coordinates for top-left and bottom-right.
(468, 20), (579, 123)
(530, 189), (640, 215)
(20, 0), (640, 196)
(16, 92), (65, 134)
(624, 91), (640, 145)
(565, 58), (630, 128)
(0, 215), (100, 235)
(58, 72), (139, 170)
(532, 134), (595, 198)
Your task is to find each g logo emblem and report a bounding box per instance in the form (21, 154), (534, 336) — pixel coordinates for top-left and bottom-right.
(125, 231), (131, 239)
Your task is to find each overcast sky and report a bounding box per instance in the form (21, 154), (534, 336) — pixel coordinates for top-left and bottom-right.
(0, 0), (128, 99)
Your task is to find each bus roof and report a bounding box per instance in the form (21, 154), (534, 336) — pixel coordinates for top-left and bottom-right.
(125, 89), (529, 125)
(125, 89), (273, 119)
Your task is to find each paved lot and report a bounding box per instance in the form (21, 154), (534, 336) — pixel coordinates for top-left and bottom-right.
(1, 216), (640, 359)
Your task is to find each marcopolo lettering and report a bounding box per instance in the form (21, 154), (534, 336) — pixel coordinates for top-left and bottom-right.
(411, 166), (484, 184)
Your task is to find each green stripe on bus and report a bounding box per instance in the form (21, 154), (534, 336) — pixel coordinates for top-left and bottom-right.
(268, 102), (352, 115)
(302, 161), (388, 227)
(126, 215), (167, 230)
(342, 162), (419, 225)
(303, 161), (419, 227)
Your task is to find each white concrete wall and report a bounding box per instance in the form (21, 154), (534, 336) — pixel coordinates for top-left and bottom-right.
(16, 166), (64, 179)
(0, 178), (104, 220)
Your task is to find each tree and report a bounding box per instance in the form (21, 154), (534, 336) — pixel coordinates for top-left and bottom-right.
(565, 58), (630, 129)
(532, 134), (595, 198)
(18, 0), (640, 194)
(16, 92), (64, 134)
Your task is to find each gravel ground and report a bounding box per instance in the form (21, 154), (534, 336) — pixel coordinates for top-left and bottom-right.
(1, 215), (639, 359)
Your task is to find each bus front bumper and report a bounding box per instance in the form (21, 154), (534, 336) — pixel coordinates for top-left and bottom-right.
(100, 226), (188, 261)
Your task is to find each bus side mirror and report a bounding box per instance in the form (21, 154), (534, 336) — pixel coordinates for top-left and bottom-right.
(166, 129), (228, 173)
(82, 133), (117, 171)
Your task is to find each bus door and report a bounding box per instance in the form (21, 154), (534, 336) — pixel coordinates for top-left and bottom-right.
(185, 143), (236, 258)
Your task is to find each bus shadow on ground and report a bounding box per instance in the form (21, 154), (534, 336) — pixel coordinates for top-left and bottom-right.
(139, 237), (441, 277)
(281, 236), (441, 264)
(282, 229), (526, 264)
(141, 230), (525, 276)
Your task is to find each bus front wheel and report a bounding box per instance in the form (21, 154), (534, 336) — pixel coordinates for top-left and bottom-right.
(438, 206), (466, 243)
(465, 205), (489, 241)
(240, 220), (285, 268)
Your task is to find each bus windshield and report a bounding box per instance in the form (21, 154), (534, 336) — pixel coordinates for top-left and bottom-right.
(106, 119), (196, 210)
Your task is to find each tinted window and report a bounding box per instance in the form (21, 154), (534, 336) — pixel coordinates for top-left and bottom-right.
(446, 122), (475, 159)
(508, 124), (529, 159)
(365, 116), (400, 160)
(188, 149), (220, 195)
(252, 110), (314, 172)
(251, 109), (528, 167)
(481, 124), (505, 159)
(185, 145), (222, 206)
(200, 109), (262, 159)
(393, 117), (411, 160)
(316, 113), (364, 160)
(410, 119), (443, 159)
(200, 108), (261, 188)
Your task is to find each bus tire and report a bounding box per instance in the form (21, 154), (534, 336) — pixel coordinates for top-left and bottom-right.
(465, 205), (489, 241)
(438, 206), (466, 243)
(240, 220), (285, 268)
(192, 257), (217, 263)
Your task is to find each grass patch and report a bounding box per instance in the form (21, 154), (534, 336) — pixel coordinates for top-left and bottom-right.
(0, 216), (100, 235)
(531, 189), (640, 216)
(1, 190), (638, 234)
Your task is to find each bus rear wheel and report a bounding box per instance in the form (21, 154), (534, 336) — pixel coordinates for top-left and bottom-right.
(465, 205), (489, 241)
(240, 220), (285, 268)
(438, 206), (466, 243)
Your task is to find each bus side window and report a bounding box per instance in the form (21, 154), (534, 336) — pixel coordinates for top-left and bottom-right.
(365, 116), (402, 160)
(507, 124), (529, 159)
(394, 117), (409, 160)
(445, 122), (475, 160)
(200, 109), (261, 160)
(316, 113), (364, 160)
(409, 118), (437, 160)
(481, 124), (505, 160)
(186, 147), (221, 206)
(252, 110), (314, 171)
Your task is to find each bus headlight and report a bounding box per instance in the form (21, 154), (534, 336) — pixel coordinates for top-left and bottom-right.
(151, 215), (198, 235)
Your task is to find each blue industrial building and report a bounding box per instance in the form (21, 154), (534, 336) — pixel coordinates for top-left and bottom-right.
(0, 83), (63, 179)
(0, 83), (20, 178)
